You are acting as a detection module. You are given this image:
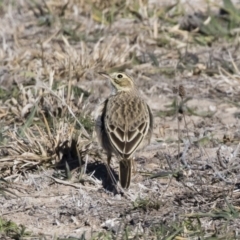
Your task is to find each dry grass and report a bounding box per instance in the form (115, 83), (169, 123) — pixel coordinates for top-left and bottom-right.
(1, 0), (240, 239)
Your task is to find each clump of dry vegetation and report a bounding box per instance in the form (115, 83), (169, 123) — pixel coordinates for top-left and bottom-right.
(1, 0), (240, 239)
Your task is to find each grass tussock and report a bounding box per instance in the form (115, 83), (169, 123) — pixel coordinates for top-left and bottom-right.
(0, 217), (30, 240)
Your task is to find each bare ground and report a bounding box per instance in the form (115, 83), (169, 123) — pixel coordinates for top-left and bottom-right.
(1, 0), (240, 239)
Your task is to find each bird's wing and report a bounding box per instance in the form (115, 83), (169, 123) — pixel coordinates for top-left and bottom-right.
(105, 97), (150, 159)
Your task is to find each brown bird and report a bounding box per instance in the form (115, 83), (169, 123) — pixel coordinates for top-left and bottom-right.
(95, 72), (153, 188)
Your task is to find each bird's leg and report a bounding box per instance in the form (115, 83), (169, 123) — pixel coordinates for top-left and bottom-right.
(106, 154), (111, 181)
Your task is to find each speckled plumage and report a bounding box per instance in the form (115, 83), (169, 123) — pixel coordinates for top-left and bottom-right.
(95, 72), (153, 188)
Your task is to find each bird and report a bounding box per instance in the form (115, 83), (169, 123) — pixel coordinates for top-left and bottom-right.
(95, 72), (153, 188)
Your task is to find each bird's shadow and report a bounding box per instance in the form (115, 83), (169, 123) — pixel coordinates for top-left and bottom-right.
(86, 161), (119, 192)
(54, 139), (119, 192)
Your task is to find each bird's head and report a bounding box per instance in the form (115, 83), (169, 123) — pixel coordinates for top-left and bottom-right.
(99, 72), (135, 92)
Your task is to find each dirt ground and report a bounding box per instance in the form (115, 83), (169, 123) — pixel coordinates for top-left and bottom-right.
(1, 0), (240, 239)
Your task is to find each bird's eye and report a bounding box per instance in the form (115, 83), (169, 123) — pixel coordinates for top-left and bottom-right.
(117, 74), (123, 79)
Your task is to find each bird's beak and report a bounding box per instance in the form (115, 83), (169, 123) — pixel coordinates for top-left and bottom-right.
(98, 72), (110, 79)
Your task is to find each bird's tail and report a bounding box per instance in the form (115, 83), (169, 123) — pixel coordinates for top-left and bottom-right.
(119, 159), (132, 188)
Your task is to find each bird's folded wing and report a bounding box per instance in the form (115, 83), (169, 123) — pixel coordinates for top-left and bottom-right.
(106, 117), (149, 159)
